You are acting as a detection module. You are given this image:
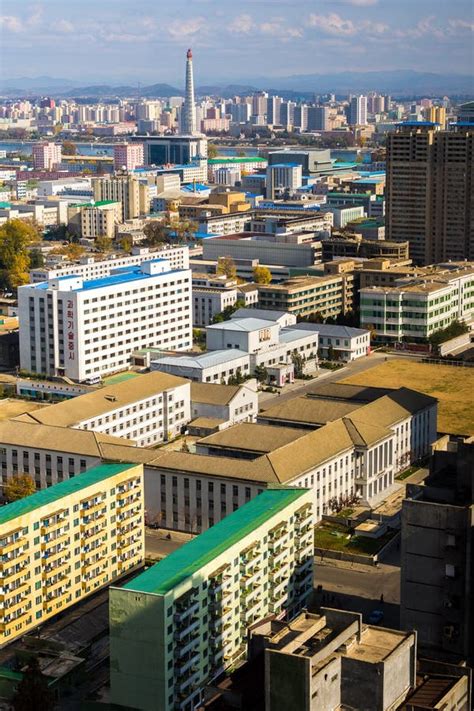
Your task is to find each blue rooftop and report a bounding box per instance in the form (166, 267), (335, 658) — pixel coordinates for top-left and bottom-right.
(269, 163), (301, 168)
(34, 261), (180, 292)
(396, 121), (440, 127)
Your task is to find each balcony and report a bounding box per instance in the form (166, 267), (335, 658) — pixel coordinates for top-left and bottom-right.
(0, 532), (25, 555)
(41, 512), (68, 534)
(175, 598), (200, 619)
(41, 532), (70, 550)
(175, 617), (200, 641)
(116, 500), (141, 517)
(4, 595), (29, 616)
(80, 498), (106, 516)
(117, 493), (141, 509)
(269, 547), (287, 567)
(80, 511), (106, 528)
(176, 634), (200, 658)
(1, 553), (30, 573)
(44, 575), (70, 593)
(83, 526), (106, 542)
(176, 649), (200, 675)
(176, 668), (201, 695)
(2, 560), (28, 585)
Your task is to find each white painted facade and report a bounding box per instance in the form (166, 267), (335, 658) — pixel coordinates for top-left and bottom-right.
(29, 245), (189, 283)
(19, 259), (192, 382)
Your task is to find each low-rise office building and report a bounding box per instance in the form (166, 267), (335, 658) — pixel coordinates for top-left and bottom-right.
(19, 258), (192, 382)
(0, 419), (135, 492)
(202, 232), (322, 269)
(360, 262), (474, 342)
(0, 462), (144, 646)
(257, 274), (352, 320)
(192, 274), (258, 327)
(109, 488), (314, 711)
(190, 381), (258, 434)
(153, 316), (318, 387)
(293, 323), (371, 361)
(152, 349), (251, 386)
(19, 372), (191, 448)
(67, 200), (121, 239)
(124, 385), (436, 529)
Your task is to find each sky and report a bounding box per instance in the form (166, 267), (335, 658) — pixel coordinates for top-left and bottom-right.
(1, 0), (473, 84)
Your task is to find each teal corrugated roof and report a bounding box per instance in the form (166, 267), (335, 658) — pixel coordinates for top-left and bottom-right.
(0, 462), (137, 527)
(121, 488), (308, 596)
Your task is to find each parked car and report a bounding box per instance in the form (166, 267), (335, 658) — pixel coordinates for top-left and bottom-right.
(368, 609), (384, 625)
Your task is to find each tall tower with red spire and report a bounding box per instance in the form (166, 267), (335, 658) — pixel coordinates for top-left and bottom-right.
(182, 48), (197, 135)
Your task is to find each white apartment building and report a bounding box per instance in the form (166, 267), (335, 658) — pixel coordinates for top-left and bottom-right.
(22, 372), (191, 447)
(37, 177), (92, 197)
(29, 245), (189, 283)
(19, 258), (192, 382)
(109, 488), (314, 711)
(360, 263), (474, 341)
(293, 323), (371, 361)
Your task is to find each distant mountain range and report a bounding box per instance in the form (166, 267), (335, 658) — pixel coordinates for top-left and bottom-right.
(1, 70), (473, 98)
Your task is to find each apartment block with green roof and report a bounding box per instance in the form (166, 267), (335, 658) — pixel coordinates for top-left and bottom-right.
(0, 462), (145, 647)
(109, 487), (313, 711)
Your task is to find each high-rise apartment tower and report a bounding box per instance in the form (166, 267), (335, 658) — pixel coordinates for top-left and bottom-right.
(386, 123), (474, 264)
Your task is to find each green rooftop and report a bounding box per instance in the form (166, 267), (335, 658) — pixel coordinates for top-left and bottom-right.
(72, 200), (119, 208)
(121, 488), (308, 596)
(208, 157), (266, 165)
(0, 462), (137, 527)
(0, 202), (11, 209)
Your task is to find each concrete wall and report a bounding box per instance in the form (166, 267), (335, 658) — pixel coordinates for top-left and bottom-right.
(110, 589), (166, 711)
(439, 332), (471, 356)
(267, 650), (310, 711)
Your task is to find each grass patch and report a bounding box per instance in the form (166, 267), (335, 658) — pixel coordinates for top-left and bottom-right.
(102, 371), (141, 386)
(315, 522), (396, 556)
(334, 507), (355, 518)
(395, 466), (418, 481)
(341, 359), (474, 436)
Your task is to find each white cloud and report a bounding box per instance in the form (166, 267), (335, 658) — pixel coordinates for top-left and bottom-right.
(168, 17), (206, 38)
(308, 12), (387, 37)
(0, 15), (23, 32)
(229, 13), (253, 34)
(54, 19), (74, 33)
(309, 13), (357, 36)
(448, 19), (474, 32)
(345, 0), (378, 6)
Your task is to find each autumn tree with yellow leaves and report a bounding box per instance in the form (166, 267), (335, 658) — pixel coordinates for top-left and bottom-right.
(0, 219), (40, 290)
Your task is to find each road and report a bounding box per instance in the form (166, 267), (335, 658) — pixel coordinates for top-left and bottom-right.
(145, 527), (195, 560)
(313, 546), (401, 629)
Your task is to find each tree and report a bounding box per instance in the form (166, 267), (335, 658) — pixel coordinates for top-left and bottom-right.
(254, 364), (268, 384)
(217, 256), (237, 279)
(207, 143), (218, 159)
(0, 219), (40, 290)
(4, 473), (36, 502)
(61, 140), (77, 156)
(252, 265), (272, 285)
(12, 658), (55, 711)
(143, 219), (171, 246)
(211, 299), (245, 324)
(291, 349), (305, 377)
(29, 249), (45, 269)
(119, 236), (132, 253)
(58, 242), (85, 261)
(95, 236), (113, 254)
(327, 344), (335, 361)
